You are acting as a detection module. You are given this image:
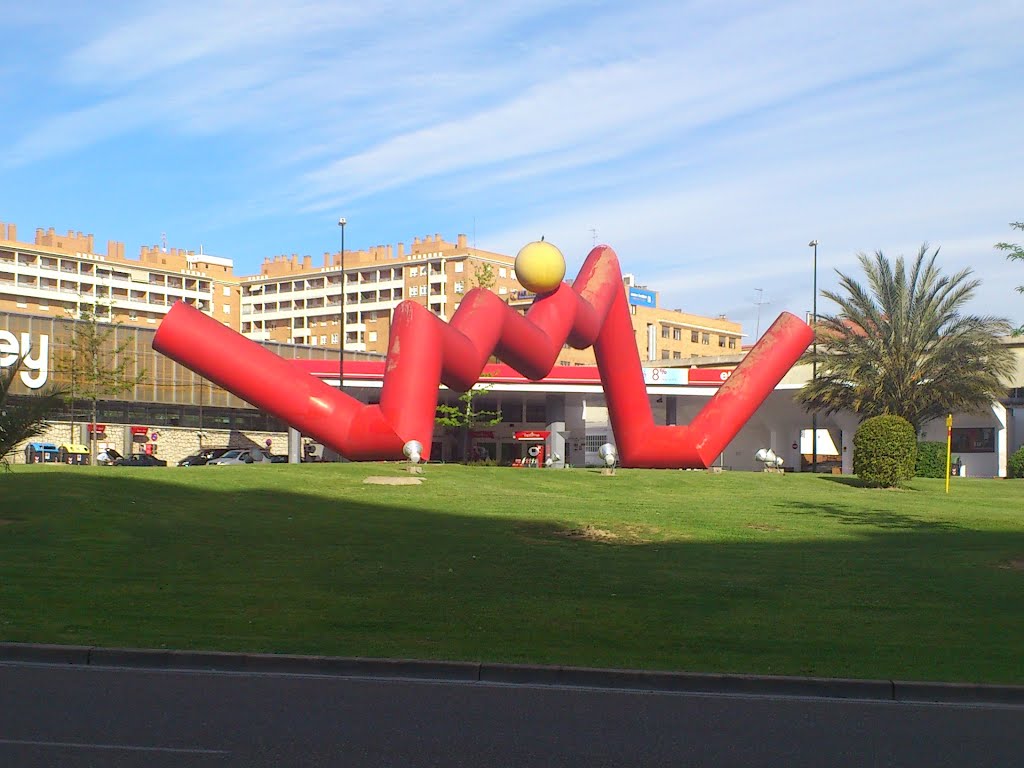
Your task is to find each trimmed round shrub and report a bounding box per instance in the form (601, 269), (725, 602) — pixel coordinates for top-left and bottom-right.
(915, 441), (947, 478)
(853, 415), (917, 488)
(1009, 446), (1024, 479)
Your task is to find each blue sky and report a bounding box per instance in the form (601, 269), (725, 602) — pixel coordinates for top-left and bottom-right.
(3, 0), (1023, 338)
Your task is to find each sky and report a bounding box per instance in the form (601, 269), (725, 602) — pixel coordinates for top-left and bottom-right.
(2, 0), (1023, 339)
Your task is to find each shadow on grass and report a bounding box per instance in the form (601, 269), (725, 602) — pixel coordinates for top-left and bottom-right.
(0, 470), (1021, 684)
(816, 475), (929, 492)
(776, 501), (964, 532)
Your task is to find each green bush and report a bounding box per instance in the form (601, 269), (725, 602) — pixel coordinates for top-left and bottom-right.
(1009, 446), (1024, 479)
(853, 415), (917, 488)
(915, 441), (947, 478)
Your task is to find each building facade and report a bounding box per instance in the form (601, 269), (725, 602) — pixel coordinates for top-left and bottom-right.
(2, 219), (745, 367)
(10, 216), (1017, 474)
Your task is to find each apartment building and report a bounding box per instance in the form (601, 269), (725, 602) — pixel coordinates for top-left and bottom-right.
(2, 218), (744, 367)
(0, 221), (241, 330)
(240, 233), (522, 353)
(242, 233), (744, 364)
(508, 275), (743, 366)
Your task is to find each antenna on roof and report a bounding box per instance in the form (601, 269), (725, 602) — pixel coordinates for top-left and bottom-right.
(754, 288), (771, 340)
(161, 232), (168, 253)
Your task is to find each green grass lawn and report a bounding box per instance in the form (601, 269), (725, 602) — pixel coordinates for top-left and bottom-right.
(1, 463), (1022, 684)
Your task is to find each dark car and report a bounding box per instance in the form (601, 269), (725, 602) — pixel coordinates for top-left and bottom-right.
(113, 453), (168, 467)
(177, 448), (232, 467)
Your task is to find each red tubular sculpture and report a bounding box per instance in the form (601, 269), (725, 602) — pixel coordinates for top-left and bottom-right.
(153, 245), (812, 467)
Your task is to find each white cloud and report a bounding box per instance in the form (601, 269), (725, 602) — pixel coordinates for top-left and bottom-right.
(2, 0), (1023, 332)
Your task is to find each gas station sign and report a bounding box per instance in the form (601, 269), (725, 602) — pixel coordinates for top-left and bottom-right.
(514, 430), (549, 441)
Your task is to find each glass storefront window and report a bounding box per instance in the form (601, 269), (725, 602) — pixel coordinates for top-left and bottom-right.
(950, 427), (995, 453)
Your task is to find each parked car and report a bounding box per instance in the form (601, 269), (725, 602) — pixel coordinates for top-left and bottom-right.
(177, 448), (232, 467)
(113, 453), (168, 467)
(207, 448), (272, 465)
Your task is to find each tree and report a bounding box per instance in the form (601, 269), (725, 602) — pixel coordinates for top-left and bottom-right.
(797, 244), (1016, 431)
(995, 221), (1024, 334)
(435, 384), (502, 462)
(51, 302), (146, 464)
(471, 261), (496, 291)
(0, 356), (66, 470)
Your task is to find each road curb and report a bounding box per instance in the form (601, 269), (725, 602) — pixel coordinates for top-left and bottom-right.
(478, 663), (894, 700)
(2, 642), (1022, 705)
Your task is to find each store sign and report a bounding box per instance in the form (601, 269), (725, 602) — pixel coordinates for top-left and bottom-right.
(514, 430), (550, 441)
(627, 287), (656, 307)
(688, 369), (733, 385)
(643, 368), (687, 385)
(0, 330), (49, 389)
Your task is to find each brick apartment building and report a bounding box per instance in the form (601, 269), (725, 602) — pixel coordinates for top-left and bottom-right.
(2, 220), (744, 366)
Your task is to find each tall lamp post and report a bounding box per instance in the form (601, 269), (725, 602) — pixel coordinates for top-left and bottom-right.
(808, 239), (818, 474)
(338, 217), (346, 392)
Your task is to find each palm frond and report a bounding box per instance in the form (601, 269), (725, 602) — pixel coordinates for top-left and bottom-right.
(796, 244), (1015, 429)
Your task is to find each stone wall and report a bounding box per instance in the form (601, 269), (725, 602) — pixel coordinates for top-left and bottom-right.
(9, 420), (289, 466)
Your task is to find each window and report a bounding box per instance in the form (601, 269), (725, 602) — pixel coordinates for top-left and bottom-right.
(410, 286), (419, 297)
(950, 427), (995, 453)
(222, 304), (230, 314)
(369, 330), (378, 342)
(701, 332), (710, 345)
(718, 335), (726, 347)
(691, 330), (698, 343)
(524, 401), (546, 422)
(498, 267), (507, 278)
(673, 351), (682, 359)
(672, 328), (681, 341)
(409, 267), (419, 277)
(222, 286), (231, 297)
(320, 335), (327, 345)
(585, 434), (608, 452)
(728, 337), (736, 349)
(498, 286), (507, 295)
(454, 262), (464, 273)
(330, 334), (339, 344)
(310, 336), (317, 345)
(661, 326), (670, 339)
(661, 350), (670, 359)
(454, 281), (464, 294)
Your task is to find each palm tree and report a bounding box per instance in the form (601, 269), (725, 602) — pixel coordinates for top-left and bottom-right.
(0, 356), (66, 469)
(995, 221), (1023, 333)
(797, 244), (1016, 431)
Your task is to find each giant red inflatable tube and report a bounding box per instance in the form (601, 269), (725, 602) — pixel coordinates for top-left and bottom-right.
(153, 245), (812, 466)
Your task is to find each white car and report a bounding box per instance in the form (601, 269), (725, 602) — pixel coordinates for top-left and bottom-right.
(207, 448), (272, 465)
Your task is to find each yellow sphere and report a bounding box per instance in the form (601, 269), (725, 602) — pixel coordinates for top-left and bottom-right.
(514, 240), (566, 294)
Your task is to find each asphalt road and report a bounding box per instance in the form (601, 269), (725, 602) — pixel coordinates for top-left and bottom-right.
(1, 661), (1021, 767)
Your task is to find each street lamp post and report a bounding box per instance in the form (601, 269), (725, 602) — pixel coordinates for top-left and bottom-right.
(338, 217), (346, 392)
(808, 239), (818, 474)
